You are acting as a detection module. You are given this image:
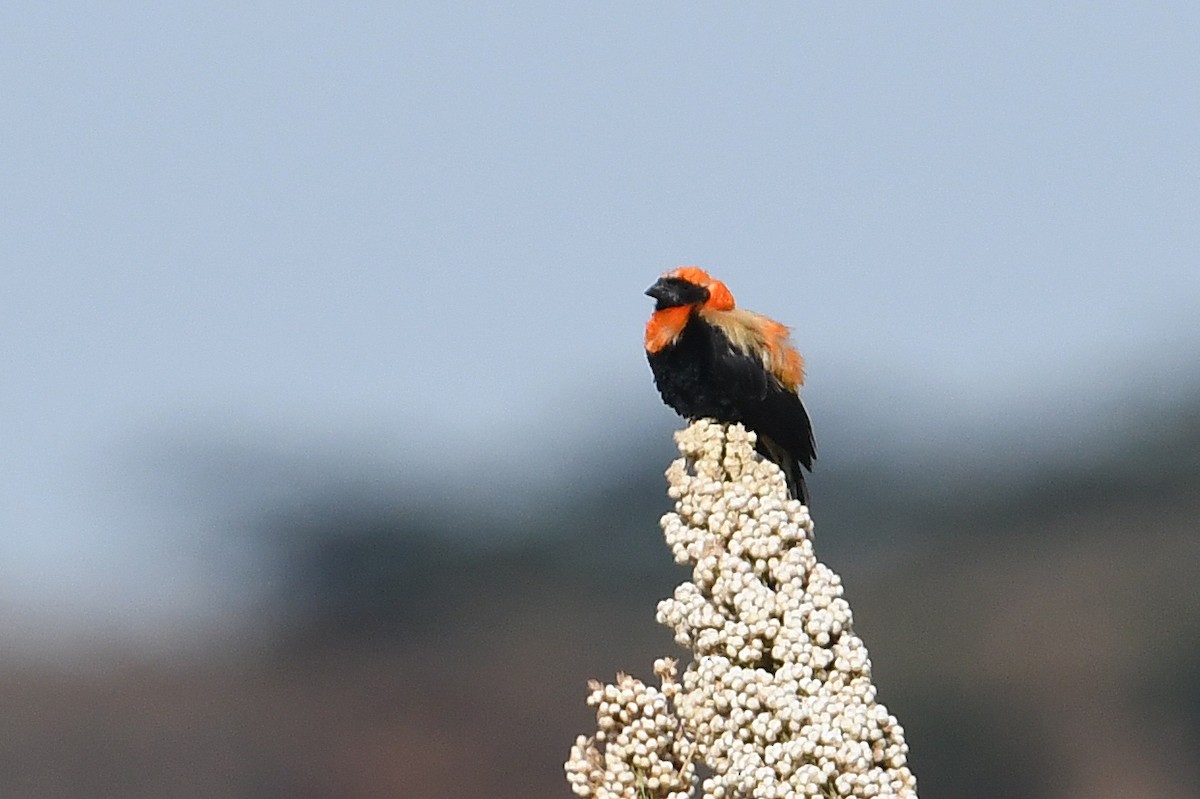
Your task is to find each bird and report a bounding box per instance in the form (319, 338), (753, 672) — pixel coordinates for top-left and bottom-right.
(644, 266), (816, 504)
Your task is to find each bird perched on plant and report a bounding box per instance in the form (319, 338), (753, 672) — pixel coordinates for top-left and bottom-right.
(644, 266), (816, 504)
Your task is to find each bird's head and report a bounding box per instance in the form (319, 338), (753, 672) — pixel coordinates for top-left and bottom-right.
(645, 267), (735, 312)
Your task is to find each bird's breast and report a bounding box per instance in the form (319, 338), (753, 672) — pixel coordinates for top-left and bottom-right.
(646, 317), (747, 422)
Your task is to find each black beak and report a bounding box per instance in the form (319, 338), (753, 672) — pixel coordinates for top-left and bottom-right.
(644, 279), (671, 301)
(645, 276), (707, 309)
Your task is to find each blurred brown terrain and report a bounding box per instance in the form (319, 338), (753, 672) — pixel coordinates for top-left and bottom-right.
(4, 394), (1200, 799)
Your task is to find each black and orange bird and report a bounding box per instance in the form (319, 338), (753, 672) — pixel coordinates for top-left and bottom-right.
(644, 266), (816, 503)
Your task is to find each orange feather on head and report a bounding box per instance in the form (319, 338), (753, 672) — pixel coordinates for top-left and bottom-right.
(667, 266), (735, 311)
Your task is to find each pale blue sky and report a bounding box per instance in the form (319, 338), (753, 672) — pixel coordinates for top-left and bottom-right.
(2, 3), (1198, 645)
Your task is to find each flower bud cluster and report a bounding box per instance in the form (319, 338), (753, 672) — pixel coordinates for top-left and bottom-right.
(565, 659), (696, 799)
(567, 420), (917, 799)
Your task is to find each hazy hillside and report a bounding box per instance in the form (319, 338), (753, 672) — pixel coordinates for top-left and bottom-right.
(3, 395), (1199, 798)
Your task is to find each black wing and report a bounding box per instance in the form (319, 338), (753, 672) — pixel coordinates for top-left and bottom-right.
(707, 328), (817, 472)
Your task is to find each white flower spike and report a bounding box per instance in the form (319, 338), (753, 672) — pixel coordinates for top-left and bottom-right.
(566, 421), (918, 799)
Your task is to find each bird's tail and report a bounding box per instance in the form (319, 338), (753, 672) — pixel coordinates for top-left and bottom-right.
(755, 435), (810, 506)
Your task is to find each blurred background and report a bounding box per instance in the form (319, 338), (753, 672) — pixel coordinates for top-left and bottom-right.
(3, 3), (1199, 798)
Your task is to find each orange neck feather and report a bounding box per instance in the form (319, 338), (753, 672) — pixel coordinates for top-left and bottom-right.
(644, 305), (693, 353)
